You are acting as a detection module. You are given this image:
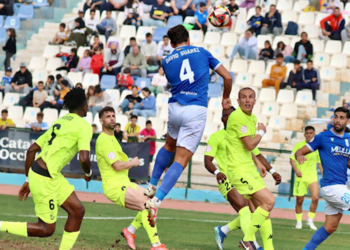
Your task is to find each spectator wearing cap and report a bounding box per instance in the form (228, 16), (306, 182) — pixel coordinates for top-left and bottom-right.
(0, 67), (13, 96)
(297, 59), (320, 106)
(25, 112), (49, 131)
(142, 0), (173, 27)
(33, 81), (48, 109)
(41, 80), (70, 111)
(0, 0), (14, 16)
(96, 10), (117, 42)
(320, 7), (344, 40)
(89, 85), (113, 118)
(3, 28), (16, 69)
(84, 9), (99, 32)
(122, 46), (148, 78)
(141, 33), (158, 66)
(285, 32), (313, 63)
(280, 60), (303, 89)
(100, 42), (124, 76)
(261, 4), (283, 36)
(131, 87), (156, 119)
(0, 109), (15, 130)
(83, 0), (105, 13)
(6, 63), (32, 95)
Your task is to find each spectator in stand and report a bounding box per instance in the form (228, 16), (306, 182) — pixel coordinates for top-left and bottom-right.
(171, 0), (192, 20)
(105, 0), (127, 11)
(124, 0), (144, 29)
(297, 59), (320, 106)
(86, 85), (96, 106)
(97, 10), (117, 42)
(56, 74), (74, 89)
(140, 120), (157, 162)
(157, 35), (174, 64)
(341, 0), (348, 9)
(141, 33), (158, 66)
(41, 80), (70, 111)
(114, 122), (124, 142)
(117, 85), (142, 113)
(261, 4), (282, 36)
(83, 0), (105, 13)
(285, 32), (313, 63)
(280, 60), (303, 89)
(141, 0), (155, 13)
(44, 75), (56, 96)
(247, 6), (263, 35)
(75, 83), (83, 88)
(123, 46), (148, 78)
(33, 81), (48, 109)
(262, 53), (287, 94)
(91, 47), (104, 75)
(124, 37), (138, 57)
(67, 10), (85, 31)
(116, 68), (134, 92)
(92, 124), (98, 133)
(239, 0), (255, 11)
(51, 23), (69, 45)
(322, 0), (340, 13)
(85, 9), (99, 33)
(187, 0), (211, 16)
(193, 2), (208, 34)
(340, 19), (350, 44)
(149, 66), (167, 95)
(101, 43), (125, 76)
(91, 35), (104, 53)
(143, 0), (172, 27)
(56, 48), (79, 72)
(2, 28), (16, 69)
(227, 0), (240, 26)
(0, 67), (13, 96)
(123, 115), (141, 142)
(259, 40), (274, 62)
(131, 87), (156, 119)
(25, 112), (50, 131)
(66, 18), (93, 48)
(6, 63), (32, 95)
(89, 84), (113, 117)
(0, 109), (15, 130)
(73, 49), (92, 74)
(226, 28), (257, 61)
(0, 0), (14, 16)
(320, 7), (344, 40)
(274, 41), (293, 59)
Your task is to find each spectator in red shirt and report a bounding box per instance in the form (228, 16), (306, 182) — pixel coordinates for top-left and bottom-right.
(90, 47), (104, 75)
(320, 7), (345, 40)
(140, 120), (157, 163)
(116, 67), (134, 92)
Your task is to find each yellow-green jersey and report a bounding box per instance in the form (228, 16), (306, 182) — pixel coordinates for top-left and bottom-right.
(204, 129), (227, 174)
(226, 107), (257, 172)
(35, 113), (92, 179)
(290, 141), (321, 180)
(96, 132), (130, 184)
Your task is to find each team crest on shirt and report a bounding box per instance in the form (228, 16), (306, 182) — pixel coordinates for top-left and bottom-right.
(108, 152), (116, 160)
(241, 125), (248, 133)
(205, 145), (212, 152)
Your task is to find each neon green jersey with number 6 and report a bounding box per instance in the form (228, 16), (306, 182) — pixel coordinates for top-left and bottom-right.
(35, 113), (93, 179)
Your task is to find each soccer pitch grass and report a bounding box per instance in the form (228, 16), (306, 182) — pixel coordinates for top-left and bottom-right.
(1, 194), (350, 250)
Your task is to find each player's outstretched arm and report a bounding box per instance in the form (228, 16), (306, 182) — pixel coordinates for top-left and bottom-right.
(295, 145), (311, 165)
(112, 157), (140, 171)
(79, 150), (92, 181)
(204, 155), (226, 184)
(215, 65), (232, 109)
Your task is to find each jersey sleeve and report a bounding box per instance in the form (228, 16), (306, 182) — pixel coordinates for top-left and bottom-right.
(7, 119), (14, 125)
(98, 138), (121, 166)
(290, 144), (299, 161)
(135, 125), (140, 133)
(203, 49), (221, 71)
(232, 113), (254, 138)
(252, 147), (260, 156)
(204, 134), (218, 157)
(77, 121), (93, 152)
(307, 134), (323, 152)
(35, 129), (51, 148)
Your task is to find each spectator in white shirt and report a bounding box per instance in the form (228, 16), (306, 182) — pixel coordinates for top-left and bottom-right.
(149, 66), (168, 95)
(226, 28), (257, 61)
(89, 84), (113, 118)
(33, 81), (48, 109)
(141, 33), (158, 65)
(84, 9), (99, 32)
(25, 112), (50, 131)
(157, 35), (174, 64)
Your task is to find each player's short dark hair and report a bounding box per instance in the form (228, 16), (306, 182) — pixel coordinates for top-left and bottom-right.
(199, 2), (206, 7)
(238, 87), (256, 99)
(142, 87), (151, 94)
(38, 81), (44, 85)
(146, 32), (152, 38)
(64, 88), (87, 112)
(99, 106), (115, 119)
(130, 115), (138, 120)
(94, 85), (103, 94)
(307, 59), (313, 64)
(59, 23), (66, 29)
(275, 53), (284, 59)
(168, 25), (189, 46)
(334, 106), (350, 119)
(255, 6), (261, 10)
(146, 120), (152, 125)
(304, 126), (315, 132)
(1, 109), (8, 114)
(116, 123), (121, 127)
(37, 112), (44, 118)
(293, 59), (301, 65)
(130, 37), (136, 41)
(48, 75), (54, 81)
(61, 80), (69, 87)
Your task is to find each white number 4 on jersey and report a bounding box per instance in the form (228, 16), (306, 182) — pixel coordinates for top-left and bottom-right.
(180, 59), (195, 84)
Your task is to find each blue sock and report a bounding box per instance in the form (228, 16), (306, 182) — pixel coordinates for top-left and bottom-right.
(150, 147), (173, 186)
(304, 226), (330, 250)
(155, 162), (183, 201)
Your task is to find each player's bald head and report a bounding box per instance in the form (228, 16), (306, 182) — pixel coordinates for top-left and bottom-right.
(238, 87), (256, 99)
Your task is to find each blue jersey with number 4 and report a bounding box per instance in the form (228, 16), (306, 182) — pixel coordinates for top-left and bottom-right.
(307, 129), (350, 187)
(162, 45), (221, 108)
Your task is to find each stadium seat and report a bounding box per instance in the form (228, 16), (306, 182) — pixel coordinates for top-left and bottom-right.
(302, 25), (319, 39)
(85, 111), (93, 125)
(203, 31), (221, 45)
(77, 46), (90, 58)
(234, 20), (248, 34)
(136, 116), (146, 127)
(257, 35), (273, 50)
(310, 39), (324, 53)
(156, 93), (170, 108)
(32, 69), (48, 84)
(298, 12), (314, 26)
(342, 41), (350, 56)
(218, 57), (230, 70)
(12, 119), (25, 128)
(8, 106), (23, 120)
(255, 114), (267, 125)
(115, 114), (128, 129)
(293, 0), (309, 12)
(282, 10), (297, 25)
(272, 36), (291, 51)
(135, 78), (151, 89)
(265, 61), (275, 75)
(325, 40), (342, 54)
(4, 16), (20, 30)
(33, 0), (48, 7)
(136, 26), (153, 42)
(45, 58), (62, 72)
(23, 107), (41, 123)
(28, 56), (46, 71)
(82, 73), (99, 89)
(166, 15), (183, 28)
(120, 25), (136, 39)
(320, 66), (336, 81)
(314, 13), (328, 26)
(3, 93), (20, 107)
(295, 90), (313, 106)
(116, 12), (126, 27)
(208, 97), (222, 113)
(43, 45), (60, 59)
(248, 60), (265, 75)
(107, 36), (123, 48)
(208, 83), (222, 99)
(252, 74), (269, 88)
(313, 53), (330, 67)
(100, 74), (117, 90)
(17, 4), (34, 19)
(260, 127), (273, 143)
(268, 115), (286, 130)
(276, 89), (294, 104)
(258, 88), (276, 102)
(119, 90), (132, 106)
(230, 59), (248, 73)
(153, 27), (169, 43)
(43, 108), (58, 124)
(253, 101), (261, 114)
(209, 45), (225, 58)
(235, 73), (253, 86)
(280, 103), (298, 118)
(202, 122), (218, 141)
(0, 16), (4, 27)
(262, 102), (280, 117)
(0, 28), (6, 43)
(148, 117), (165, 134)
(220, 32), (237, 47)
(237, 7), (247, 20)
(330, 54), (347, 69)
(59, 110), (69, 118)
(184, 16), (195, 24)
(290, 36), (300, 49)
(189, 30), (204, 44)
(0, 92), (3, 105)
(67, 72), (83, 86)
(277, 0), (293, 11)
(105, 89), (120, 105)
(158, 106), (168, 121)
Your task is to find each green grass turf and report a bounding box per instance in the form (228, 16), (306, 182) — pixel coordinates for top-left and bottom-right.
(1, 194), (350, 249)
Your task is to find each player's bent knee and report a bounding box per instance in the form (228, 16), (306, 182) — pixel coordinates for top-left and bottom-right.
(71, 204), (85, 219)
(265, 194), (275, 211)
(296, 197), (304, 205)
(325, 224), (338, 234)
(39, 223), (56, 237)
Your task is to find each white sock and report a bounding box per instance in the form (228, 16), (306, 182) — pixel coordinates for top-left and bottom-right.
(221, 225), (230, 235)
(127, 224), (137, 234)
(254, 240), (260, 248)
(154, 197), (162, 207)
(152, 242), (161, 247)
(0, 221), (2, 231)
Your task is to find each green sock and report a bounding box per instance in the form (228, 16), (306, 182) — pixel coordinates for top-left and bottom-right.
(141, 209), (160, 244)
(259, 219), (274, 250)
(0, 221), (28, 237)
(308, 212), (315, 220)
(238, 206), (252, 236)
(228, 216), (241, 231)
(59, 230), (80, 250)
(131, 211), (143, 230)
(244, 206), (269, 242)
(296, 213), (303, 222)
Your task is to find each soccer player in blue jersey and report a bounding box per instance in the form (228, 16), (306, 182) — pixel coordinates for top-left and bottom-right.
(144, 25), (233, 226)
(295, 107), (350, 250)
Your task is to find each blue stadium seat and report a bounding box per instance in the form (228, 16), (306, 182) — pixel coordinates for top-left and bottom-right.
(100, 75), (117, 90)
(135, 78), (151, 89)
(4, 16), (20, 30)
(17, 4), (34, 20)
(33, 0), (48, 7)
(13, 3), (21, 16)
(0, 28), (6, 43)
(166, 15), (183, 28)
(208, 83), (222, 98)
(0, 16), (4, 27)
(153, 27), (169, 43)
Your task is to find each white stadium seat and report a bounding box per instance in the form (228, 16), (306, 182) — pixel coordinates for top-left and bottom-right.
(262, 102), (280, 116)
(32, 69), (48, 84)
(220, 32), (237, 47)
(325, 40), (342, 54)
(234, 20), (248, 34)
(330, 54), (347, 69)
(280, 103), (298, 118)
(320, 66), (336, 81)
(136, 26), (153, 42)
(28, 56), (46, 71)
(189, 30), (204, 43)
(342, 41), (350, 56)
(8, 106), (23, 119)
(276, 89), (294, 104)
(303, 25), (319, 39)
(282, 10), (297, 25)
(23, 107), (40, 123)
(116, 12), (126, 27)
(85, 111), (93, 125)
(45, 58), (62, 72)
(43, 45), (60, 59)
(253, 74), (269, 88)
(259, 88), (276, 102)
(313, 53), (330, 67)
(119, 90), (132, 105)
(298, 12), (315, 25)
(12, 119), (25, 128)
(77, 46), (90, 58)
(248, 60), (265, 75)
(203, 31), (221, 45)
(67, 72), (83, 86)
(268, 115), (286, 130)
(120, 25), (136, 39)
(255, 114), (267, 125)
(265, 61), (275, 75)
(115, 114), (128, 130)
(148, 117), (165, 134)
(3, 93), (20, 107)
(257, 35), (273, 50)
(137, 116), (146, 128)
(314, 13), (328, 26)
(208, 97), (222, 113)
(59, 110), (69, 118)
(202, 122), (218, 142)
(43, 108), (58, 123)
(310, 39), (324, 53)
(209, 45), (225, 58)
(235, 72), (253, 86)
(295, 90), (313, 106)
(105, 89), (120, 105)
(293, 0), (309, 12)
(230, 59), (248, 73)
(276, 0), (293, 11)
(82, 73), (99, 89)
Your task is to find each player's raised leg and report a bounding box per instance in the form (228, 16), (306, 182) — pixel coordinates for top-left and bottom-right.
(306, 182), (319, 230)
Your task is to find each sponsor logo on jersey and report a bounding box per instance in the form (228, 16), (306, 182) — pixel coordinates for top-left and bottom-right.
(241, 126), (248, 133)
(108, 152), (116, 160)
(205, 145), (212, 152)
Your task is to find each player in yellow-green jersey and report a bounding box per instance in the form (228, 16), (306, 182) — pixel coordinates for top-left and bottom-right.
(96, 106), (168, 250)
(0, 88), (93, 250)
(290, 126), (323, 231)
